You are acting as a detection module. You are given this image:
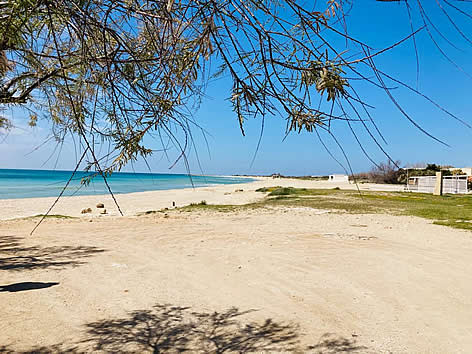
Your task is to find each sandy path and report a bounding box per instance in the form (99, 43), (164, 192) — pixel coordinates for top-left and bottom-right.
(0, 177), (404, 220)
(1, 208), (471, 353)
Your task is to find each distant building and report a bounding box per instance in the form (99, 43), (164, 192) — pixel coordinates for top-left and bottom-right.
(459, 167), (472, 176)
(329, 174), (349, 183)
(447, 167), (472, 176)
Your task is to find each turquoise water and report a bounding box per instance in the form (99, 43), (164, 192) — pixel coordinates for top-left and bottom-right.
(0, 169), (252, 199)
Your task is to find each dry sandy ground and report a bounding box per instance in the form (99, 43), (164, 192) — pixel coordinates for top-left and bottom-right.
(1, 205), (472, 353)
(0, 177), (404, 220)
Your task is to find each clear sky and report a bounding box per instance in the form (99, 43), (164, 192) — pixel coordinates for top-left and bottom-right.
(1, 1), (472, 176)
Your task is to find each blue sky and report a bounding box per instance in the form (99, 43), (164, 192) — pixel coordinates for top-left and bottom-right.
(1, 1), (472, 176)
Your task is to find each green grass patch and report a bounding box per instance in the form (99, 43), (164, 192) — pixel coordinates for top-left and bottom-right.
(150, 186), (472, 232)
(268, 187), (307, 196)
(26, 214), (76, 220)
(433, 220), (472, 231)
(261, 187), (472, 231)
(140, 210), (164, 215)
(259, 187), (472, 230)
(36, 214), (75, 219)
(255, 186), (282, 192)
(179, 203), (241, 213)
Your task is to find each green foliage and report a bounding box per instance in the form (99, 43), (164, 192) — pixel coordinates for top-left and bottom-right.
(267, 187), (307, 196)
(190, 200), (207, 206)
(30, 214), (75, 219)
(396, 164), (453, 184)
(1, 0), (468, 184)
(0, 0), (406, 177)
(354, 162), (459, 185)
(181, 203), (238, 212)
(0, 115), (12, 129)
(426, 164), (440, 171)
(255, 186), (282, 192)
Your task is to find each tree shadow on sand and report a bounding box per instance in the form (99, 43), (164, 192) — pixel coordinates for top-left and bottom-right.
(83, 304), (300, 353)
(308, 333), (370, 353)
(0, 235), (105, 271)
(0, 304), (370, 353)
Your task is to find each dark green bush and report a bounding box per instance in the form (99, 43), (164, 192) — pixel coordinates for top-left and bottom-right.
(268, 187), (302, 196)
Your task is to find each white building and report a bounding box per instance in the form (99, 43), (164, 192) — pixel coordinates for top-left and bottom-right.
(329, 174), (349, 183)
(455, 167), (472, 176)
(445, 167), (471, 175)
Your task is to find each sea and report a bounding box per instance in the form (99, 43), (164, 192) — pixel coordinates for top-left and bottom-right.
(0, 169), (252, 199)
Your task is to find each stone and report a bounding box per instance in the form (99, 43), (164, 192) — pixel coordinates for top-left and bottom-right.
(235, 189), (244, 192)
(81, 208), (92, 214)
(96, 203), (105, 208)
(433, 171), (443, 196)
(100, 209), (107, 215)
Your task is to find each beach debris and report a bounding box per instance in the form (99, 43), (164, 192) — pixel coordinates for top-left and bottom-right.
(111, 263), (127, 268)
(172, 201), (176, 207)
(358, 236), (376, 240)
(235, 189), (244, 192)
(100, 209), (107, 215)
(224, 192), (231, 195)
(81, 208), (92, 214)
(96, 203), (105, 208)
(321, 232), (377, 241)
(164, 213), (169, 218)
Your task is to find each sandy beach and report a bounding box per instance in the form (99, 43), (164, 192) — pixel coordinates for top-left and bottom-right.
(1, 178), (471, 353)
(0, 177), (404, 220)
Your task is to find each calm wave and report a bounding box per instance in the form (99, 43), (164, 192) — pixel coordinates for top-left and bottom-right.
(0, 169), (252, 199)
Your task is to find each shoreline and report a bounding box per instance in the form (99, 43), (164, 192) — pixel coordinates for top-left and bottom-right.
(0, 170), (254, 200)
(0, 177), (404, 221)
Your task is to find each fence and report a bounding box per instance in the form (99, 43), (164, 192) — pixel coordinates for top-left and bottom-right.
(406, 175), (468, 194)
(443, 176), (468, 194)
(407, 176), (436, 193)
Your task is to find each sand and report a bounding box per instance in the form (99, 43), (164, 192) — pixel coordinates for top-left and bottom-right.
(0, 177), (404, 220)
(1, 178), (471, 353)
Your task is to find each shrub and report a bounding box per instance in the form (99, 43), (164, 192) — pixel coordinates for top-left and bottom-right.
(256, 186), (282, 192)
(268, 187), (303, 196)
(190, 200), (207, 206)
(369, 161), (402, 184)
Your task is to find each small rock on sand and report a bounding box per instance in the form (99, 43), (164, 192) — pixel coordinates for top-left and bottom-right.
(234, 189), (244, 192)
(81, 208), (92, 214)
(96, 203), (105, 208)
(100, 209), (107, 215)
